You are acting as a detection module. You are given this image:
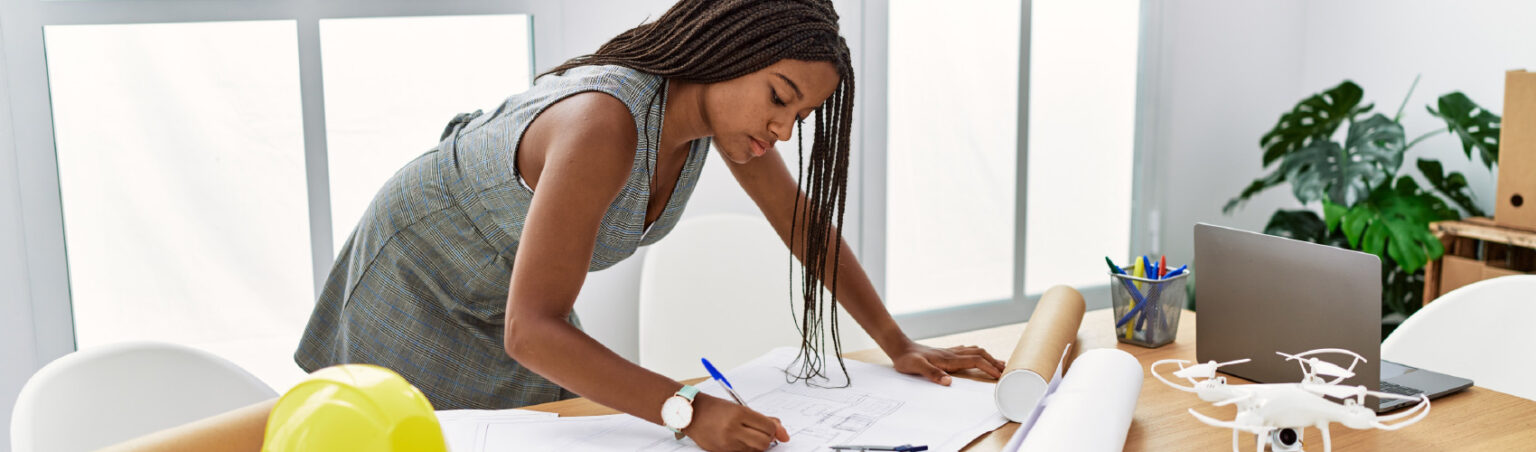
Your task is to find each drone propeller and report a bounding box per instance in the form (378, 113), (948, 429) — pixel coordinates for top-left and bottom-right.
(1372, 394), (1432, 430)
(1306, 358), (1356, 379)
(1173, 359), (1252, 380)
(1277, 349), (1364, 383)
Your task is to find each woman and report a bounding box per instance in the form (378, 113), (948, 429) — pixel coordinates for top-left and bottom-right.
(295, 0), (1005, 450)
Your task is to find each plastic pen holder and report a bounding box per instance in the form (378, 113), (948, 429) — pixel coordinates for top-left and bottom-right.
(1109, 270), (1190, 348)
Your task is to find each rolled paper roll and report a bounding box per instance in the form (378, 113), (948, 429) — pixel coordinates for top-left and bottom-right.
(1016, 348), (1144, 451)
(994, 285), (1086, 422)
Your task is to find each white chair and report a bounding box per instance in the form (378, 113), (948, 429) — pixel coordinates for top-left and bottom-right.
(638, 213), (875, 380)
(11, 341), (279, 452)
(1382, 275), (1536, 401)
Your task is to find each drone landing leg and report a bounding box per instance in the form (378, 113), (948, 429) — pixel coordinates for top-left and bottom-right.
(1320, 423), (1331, 452)
(1255, 432), (1264, 452)
(1230, 429), (1240, 452)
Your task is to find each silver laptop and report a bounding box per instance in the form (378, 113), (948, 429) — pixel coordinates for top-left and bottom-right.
(1194, 223), (1472, 412)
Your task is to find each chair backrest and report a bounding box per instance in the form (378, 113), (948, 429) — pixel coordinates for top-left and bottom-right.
(638, 213), (874, 380)
(11, 341), (279, 452)
(1382, 275), (1536, 401)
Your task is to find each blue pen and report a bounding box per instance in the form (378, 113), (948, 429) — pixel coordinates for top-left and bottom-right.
(701, 358), (749, 406)
(1107, 258), (1153, 328)
(830, 445), (928, 451)
(1104, 257), (1148, 303)
(1138, 264), (1189, 332)
(703, 358), (779, 446)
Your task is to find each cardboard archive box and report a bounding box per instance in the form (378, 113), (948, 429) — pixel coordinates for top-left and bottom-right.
(1496, 70), (1536, 231)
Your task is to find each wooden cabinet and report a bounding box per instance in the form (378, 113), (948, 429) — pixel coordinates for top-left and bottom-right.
(1423, 217), (1536, 305)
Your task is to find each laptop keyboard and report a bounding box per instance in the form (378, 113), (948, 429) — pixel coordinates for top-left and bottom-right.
(1379, 381), (1425, 397)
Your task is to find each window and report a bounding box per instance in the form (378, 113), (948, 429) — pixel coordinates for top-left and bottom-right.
(9, 2), (549, 391)
(886, 0), (1021, 314)
(321, 15), (532, 252)
(881, 0), (1139, 328)
(46, 20), (315, 388)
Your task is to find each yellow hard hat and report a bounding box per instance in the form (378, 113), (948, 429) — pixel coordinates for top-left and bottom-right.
(262, 364), (447, 452)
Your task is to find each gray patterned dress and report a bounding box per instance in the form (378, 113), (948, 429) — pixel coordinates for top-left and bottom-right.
(295, 65), (711, 409)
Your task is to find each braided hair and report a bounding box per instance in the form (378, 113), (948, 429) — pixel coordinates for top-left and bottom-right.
(543, 0), (856, 386)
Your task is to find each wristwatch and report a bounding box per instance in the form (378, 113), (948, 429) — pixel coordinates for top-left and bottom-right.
(661, 385), (700, 439)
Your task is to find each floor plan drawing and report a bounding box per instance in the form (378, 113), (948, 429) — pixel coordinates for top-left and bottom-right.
(467, 348), (1007, 452)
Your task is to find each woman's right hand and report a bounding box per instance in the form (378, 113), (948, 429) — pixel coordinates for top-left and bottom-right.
(680, 394), (791, 451)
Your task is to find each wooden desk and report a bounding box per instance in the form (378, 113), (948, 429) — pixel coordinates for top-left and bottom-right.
(527, 309), (1536, 450)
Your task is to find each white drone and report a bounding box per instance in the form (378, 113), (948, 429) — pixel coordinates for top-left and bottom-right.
(1151, 349), (1431, 452)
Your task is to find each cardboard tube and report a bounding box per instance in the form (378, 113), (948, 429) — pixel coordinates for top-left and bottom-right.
(994, 285), (1086, 422)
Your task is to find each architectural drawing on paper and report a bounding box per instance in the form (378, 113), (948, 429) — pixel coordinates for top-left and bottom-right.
(627, 384), (904, 452)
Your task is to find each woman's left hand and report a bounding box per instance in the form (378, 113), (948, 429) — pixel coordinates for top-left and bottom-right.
(890, 342), (1007, 386)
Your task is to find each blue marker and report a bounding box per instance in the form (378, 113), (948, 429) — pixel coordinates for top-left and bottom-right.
(1107, 257), (1152, 328)
(701, 358), (748, 406)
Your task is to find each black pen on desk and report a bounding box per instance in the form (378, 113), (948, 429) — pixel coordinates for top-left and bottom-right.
(829, 445), (928, 451)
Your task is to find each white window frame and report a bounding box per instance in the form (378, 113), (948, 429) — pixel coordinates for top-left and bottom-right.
(862, 0), (1159, 339)
(1, 0), (560, 365)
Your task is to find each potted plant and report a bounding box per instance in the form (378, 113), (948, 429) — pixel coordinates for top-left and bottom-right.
(1223, 78), (1500, 333)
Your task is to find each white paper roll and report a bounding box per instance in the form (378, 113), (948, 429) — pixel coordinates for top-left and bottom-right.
(1015, 348), (1143, 452)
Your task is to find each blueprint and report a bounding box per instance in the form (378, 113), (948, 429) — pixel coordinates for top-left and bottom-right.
(460, 347), (1007, 452)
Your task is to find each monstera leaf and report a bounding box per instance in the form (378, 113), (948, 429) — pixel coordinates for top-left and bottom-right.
(1277, 114), (1405, 205)
(1262, 209), (1348, 248)
(1324, 177), (1459, 273)
(1417, 158), (1484, 217)
(1427, 92), (1501, 169)
(1260, 80), (1371, 166)
(1223, 170), (1284, 214)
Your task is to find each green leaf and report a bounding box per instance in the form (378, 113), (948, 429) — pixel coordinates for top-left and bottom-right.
(1223, 170), (1285, 214)
(1263, 210), (1328, 243)
(1328, 178), (1455, 272)
(1340, 204), (1371, 248)
(1427, 92), (1501, 169)
(1416, 158), (1482, 218)
(1323, 200), (1348, 231)
(1276, 113), (1404, 205)
(1261, 80), (1372, 166)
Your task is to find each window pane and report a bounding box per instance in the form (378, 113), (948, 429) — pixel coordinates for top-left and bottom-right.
(1023, 0), (1137, 294)
(46, 21), (312, 390)
(321, 15), (533, 253)
(887, 0), (1020, 314)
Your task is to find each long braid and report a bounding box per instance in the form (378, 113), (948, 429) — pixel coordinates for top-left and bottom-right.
(545, 0), (856, 386)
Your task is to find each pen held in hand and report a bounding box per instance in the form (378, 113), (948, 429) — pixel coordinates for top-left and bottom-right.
(701, 357), (748, 406)
(701, 357), (780, 446)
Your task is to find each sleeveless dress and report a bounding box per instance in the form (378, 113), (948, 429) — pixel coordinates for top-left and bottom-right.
(295, 65), (711, 409)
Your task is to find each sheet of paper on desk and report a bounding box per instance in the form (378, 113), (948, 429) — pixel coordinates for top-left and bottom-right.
(465, 347), (1007, 452)
(436, 408), (557, 452)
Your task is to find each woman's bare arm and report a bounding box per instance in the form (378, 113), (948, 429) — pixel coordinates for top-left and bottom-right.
(503, 93), (786, 451)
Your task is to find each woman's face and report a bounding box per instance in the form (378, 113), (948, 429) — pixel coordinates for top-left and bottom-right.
(701, 59), (840, 164)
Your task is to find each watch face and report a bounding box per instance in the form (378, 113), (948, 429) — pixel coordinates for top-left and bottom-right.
(661, 395), (694, 429)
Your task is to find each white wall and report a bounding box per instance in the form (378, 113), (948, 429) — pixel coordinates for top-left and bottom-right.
(1145, 0), (1308, 275)
(1147, 0), (1535, 280)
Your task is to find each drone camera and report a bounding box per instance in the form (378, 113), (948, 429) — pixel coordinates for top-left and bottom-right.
(1269, 428), (1303, 451)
